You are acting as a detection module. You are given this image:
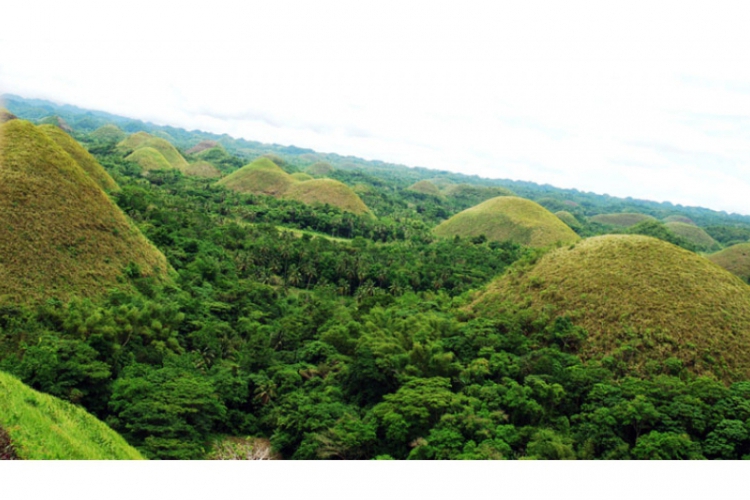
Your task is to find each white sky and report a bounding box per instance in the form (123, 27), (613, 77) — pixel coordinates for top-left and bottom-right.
(3, 1), (750, 214)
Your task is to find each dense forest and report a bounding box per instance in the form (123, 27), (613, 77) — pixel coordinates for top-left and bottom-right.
(3, 95), (750, 460)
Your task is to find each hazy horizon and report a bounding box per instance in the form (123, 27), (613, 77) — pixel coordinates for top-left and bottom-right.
(3, 1), (750, 214)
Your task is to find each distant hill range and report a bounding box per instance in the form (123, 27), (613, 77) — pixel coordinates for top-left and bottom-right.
(4, 93), (750, 228)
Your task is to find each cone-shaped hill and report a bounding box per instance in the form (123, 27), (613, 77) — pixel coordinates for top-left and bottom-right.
(39, 125), (119, 192)
(217, 157), (296, 196)
(708, 243), (750, 283)
(434, 196), (580, 247)
(664, 215), (695, 225)
(471, 235), (750, 382)
(443, 184), (514, 202)
(665, 222), (720, 252)
(0, 371), (143, 460)
(408, 180), (442, 196)
(590, 213), (656, 227)
(117, 133), (188, 170)
(90, 124), (127, 143)
(0, 120), (169, 303)
(555, 210), (582, 229)
(283, 178), (371, 215)
(125, 147), (174, 172)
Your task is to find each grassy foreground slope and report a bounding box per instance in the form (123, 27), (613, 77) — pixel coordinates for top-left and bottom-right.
(0, 372), (143, 460)
(708, 243), (750, 283)
(0, 120), (169, 303)
(434, 196), (580, 247)
(471, 235), (750, 381)
(40, 124), (119, 192)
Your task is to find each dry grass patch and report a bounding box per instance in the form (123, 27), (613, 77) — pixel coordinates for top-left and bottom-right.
(40, 124), (119, 192)
(471, 235), (750, 382)
(0, 120), (169, 303)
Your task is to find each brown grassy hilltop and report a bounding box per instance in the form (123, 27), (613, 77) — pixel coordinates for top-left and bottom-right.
(39, 124), (119, 192)
(434, 196), (580, 247)
(283, 178), (371, 215)
(470, 235), (750, 382)
(217, 157), (296, 196)
(0, 120), (169, 303)
(407, 180), (442, 196)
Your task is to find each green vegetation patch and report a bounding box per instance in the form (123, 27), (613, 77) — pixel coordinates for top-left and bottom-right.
(708, 243), (750, 283)
(665, 222), (720, 252)
(0, 120), (169, 303)
(40, 124), (119, 192)
(0, 371), (143, 459)
(434, 196), (580, 247)
(217, 157), (296, 196)
(125, 146), (174, 172)
(407, 180), (442, 196)
(283, 178), (371, 215)
(471, 235), (750, 382)
(590, 213), (656, 227)
(183, 161), (222, 178)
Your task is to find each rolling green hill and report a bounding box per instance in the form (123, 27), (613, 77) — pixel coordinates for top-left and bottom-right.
(707, 243), (750, 283)
(471, 235), (750, 381)
(39, 124), (119, 192)
(434, 196), (580, 247)
(291, 172), (313, 182)
(0, 119), (169, 303)
(0, 371), (143, 460)
(554, 210), (582, 229)
(183, 161), (222, 178)
(306, 161), (334, 176)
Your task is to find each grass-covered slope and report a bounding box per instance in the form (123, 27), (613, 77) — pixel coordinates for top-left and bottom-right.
(665, 222), (720, 252)
(186, 140), (218, 155)
(125, 146), (174, 172)
(39, 124), (119, 192)
(283, 178), (371, 215)
(291, 172), (313, 181)
(0, 372), (143, 460)
(471, 235), (750, 381)
(555, 210), (582, 229)
(0, 120), (169, 303)
(117, 132), (188, 169)
(434, 196), (580, 247)
(408, 180), (442, 196)
(217, 157), (296, 196)
(708, 243), (750, 283)
(590, 213), (656, 227)
(90, 124), (126, 143)
(183, 161), (222, 178)
(38, 115), (73, 132)
(664, 215), (696, 225)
